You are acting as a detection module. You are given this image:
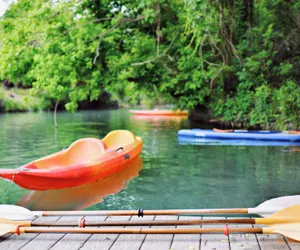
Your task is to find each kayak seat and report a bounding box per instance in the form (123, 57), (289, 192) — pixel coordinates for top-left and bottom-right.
(33, 138), (107, 169)
(103, 130), (135, 149)
(63, 138), (107, 166)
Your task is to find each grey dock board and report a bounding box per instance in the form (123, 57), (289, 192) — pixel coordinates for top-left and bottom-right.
(200, 216), (230, 250)
(254, 223), (290, 250)
(170, 216), (201, 250)
(229, 218), (260, 250)
(256, 234), (289, 250)
(20, 216), (78, 250)
(140, 215), (178, 250)
(79, 215), (131, 250)
(287, 238), (300, 250)
(47, 216), (90, 250)
(0, 215), (299, 250)
(0, 216), (57, 250)
(109, 215), (155, 250)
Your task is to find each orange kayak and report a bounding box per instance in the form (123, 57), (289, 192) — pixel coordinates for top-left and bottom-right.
(0, 130), (143, 190)
(129, 109), (188, 116)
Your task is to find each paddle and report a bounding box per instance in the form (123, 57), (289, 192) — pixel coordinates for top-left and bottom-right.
(1, 223), (300, 241)
(1, 195), (300, 220)
(213, 128), (300, 134)
(2, 204), (299, 227)
(213, 128), (286, 133)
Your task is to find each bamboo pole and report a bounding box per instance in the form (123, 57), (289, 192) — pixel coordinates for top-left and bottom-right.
(29, 218), (255, 227)
(42, 208), (248, 216)
(22, 227), (262, 234)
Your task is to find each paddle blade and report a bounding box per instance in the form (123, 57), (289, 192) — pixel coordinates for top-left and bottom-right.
(0, 205), (38, 220)
(271, 204), (300, 220)
(0, 224), (17, 237)
(0, 218), (31, 226)
(258, 205), (300, 224)
(249, 195), (300, 217)
(265, 223), (300, 242)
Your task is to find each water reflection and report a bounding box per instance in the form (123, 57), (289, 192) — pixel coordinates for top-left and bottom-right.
(17, 157), (143, 211)
(130, 115), (188, 129)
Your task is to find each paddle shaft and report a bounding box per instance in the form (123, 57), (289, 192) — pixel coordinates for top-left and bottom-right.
(29, 218), (255, 227)
(21, 226), (263, 234)
(3, 195), (300, 221)
(41, 208), (249, 216)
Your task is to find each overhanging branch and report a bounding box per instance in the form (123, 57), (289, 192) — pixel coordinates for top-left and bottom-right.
(93, 16), (144, 65)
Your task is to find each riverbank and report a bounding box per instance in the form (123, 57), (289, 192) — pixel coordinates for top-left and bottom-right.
(0, 86), (119, 114)
(0, 86), (298, 130)
(0, 87), (47, 113)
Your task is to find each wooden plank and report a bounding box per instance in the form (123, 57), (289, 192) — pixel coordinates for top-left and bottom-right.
(19, 216), (63, 250)
(0, 233), (13, 243)
(109, 215), (155, 250)
(140, 215), (178, 250)
(0, 216), (56, 250)
(286, 238), (300, 250)
(200, 216), (230, 250)
(0, 233), (39, 250)
(255, 224), (290, 250)
(19, 215), (110, 250)
(44, 216), (91, 250)
(229, 217), (260, 250)
(170, 216), (201, 250)
(256, 234), (290, 250)
(79, 215), (131, 250)
(0, 214), (296, 250)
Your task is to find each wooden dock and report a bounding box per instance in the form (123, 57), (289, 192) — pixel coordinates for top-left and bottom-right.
(0, 215), (299, 250)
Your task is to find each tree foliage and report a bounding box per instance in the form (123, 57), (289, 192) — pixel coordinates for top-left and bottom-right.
(0, 0), (299, 129)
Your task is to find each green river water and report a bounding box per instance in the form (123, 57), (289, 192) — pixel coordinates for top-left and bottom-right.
(0, 109), (299, 211)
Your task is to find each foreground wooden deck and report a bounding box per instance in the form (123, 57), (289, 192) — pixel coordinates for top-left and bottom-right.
(0, 215), (299, 250)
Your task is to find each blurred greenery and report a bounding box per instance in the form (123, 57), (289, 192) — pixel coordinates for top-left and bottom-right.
(0, 87), (48, 112)
(0, 0), (299, 129)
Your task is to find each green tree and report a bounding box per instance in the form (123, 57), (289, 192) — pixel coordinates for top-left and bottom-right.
(0, 0), (299, 129)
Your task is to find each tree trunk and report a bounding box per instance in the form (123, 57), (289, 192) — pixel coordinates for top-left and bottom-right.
(54, 100), (59, 127)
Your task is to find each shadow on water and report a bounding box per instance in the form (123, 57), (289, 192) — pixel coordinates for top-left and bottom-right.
(17, 157), (143, 211)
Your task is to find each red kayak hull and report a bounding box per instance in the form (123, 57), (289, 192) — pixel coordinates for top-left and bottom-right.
(17, 157), (143, 210)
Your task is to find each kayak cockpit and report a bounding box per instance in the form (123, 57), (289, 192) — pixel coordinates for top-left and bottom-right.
(28, 131), (138, 170)
(32, 138), (107, 170)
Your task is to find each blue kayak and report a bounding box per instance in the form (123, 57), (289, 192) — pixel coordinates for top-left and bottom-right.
(178, 129), (300, 142)
(178, 136), (300, 147)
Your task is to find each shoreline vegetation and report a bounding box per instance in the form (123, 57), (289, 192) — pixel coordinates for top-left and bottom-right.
(0, 83), (298, 131)
(0, 86), (47, 113)
(0, 85), (295, 131)
(0, 1), (299, 130)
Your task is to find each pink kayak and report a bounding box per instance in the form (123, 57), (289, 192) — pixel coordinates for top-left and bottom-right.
(129, 109), (188, 116)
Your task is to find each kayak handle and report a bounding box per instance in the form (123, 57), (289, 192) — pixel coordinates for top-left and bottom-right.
(116, 147), (130, 160)
(116, 147), (124, 152)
